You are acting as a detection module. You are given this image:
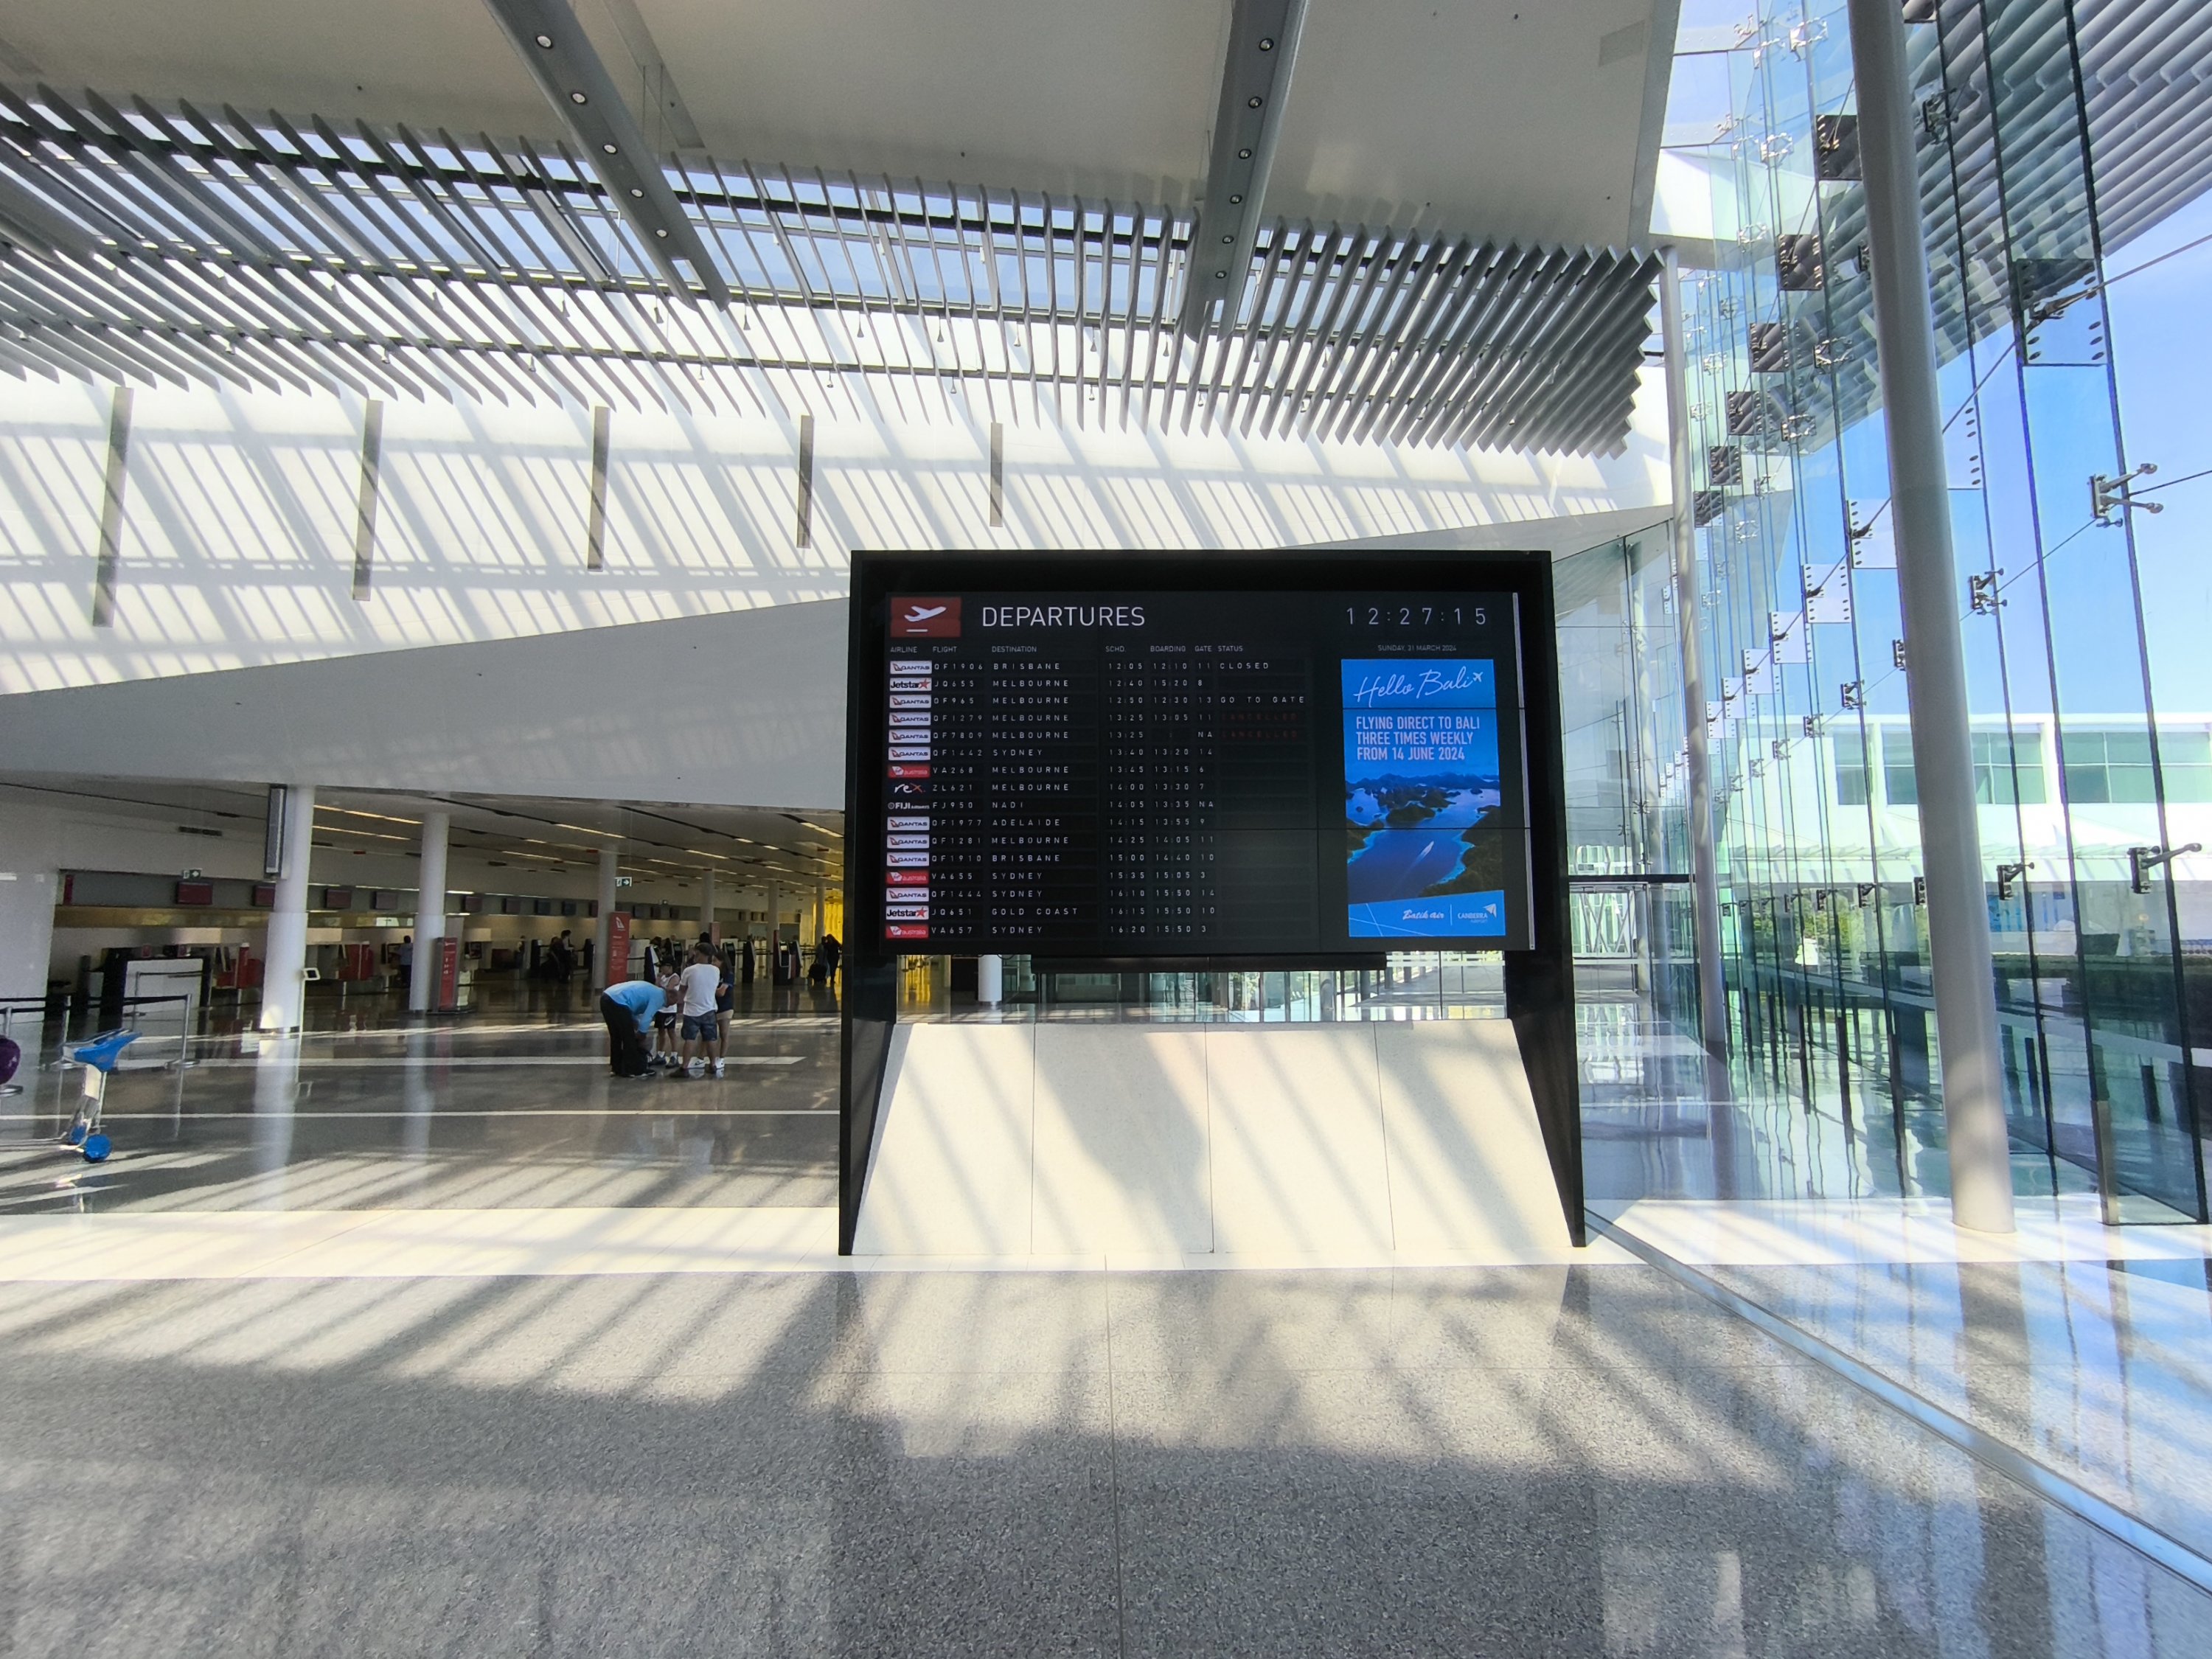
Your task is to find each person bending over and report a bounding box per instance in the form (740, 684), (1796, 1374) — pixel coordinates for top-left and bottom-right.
(598, 975), (668, 1079)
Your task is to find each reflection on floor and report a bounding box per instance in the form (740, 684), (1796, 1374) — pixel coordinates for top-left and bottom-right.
(4, 1266), (2208, 1655)
(1592, 1194), (2212, 1591)
(1583, 990), (2212, 1599)
(0, 984), (841, 1215)
(4, 981), (2212, 1649)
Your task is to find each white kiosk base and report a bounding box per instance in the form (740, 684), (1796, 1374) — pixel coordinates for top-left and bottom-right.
(850, 1020), (1574, 1262)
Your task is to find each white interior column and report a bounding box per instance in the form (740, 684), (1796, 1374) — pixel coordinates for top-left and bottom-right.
(408, 810), (450, 1013)
(1848, 0), (2015, 1234)
(259, 783), (317, 1032)
(978, 955), (1004, 1006)
(0, 801), (58, 1006)
(595, 838), (620, 987)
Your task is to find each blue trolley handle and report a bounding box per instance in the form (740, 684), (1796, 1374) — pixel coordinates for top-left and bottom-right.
(63, 1029), (140, 1161)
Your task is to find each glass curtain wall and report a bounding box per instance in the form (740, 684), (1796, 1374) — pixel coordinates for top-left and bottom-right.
(1641, 0), (2211, 1218)
(1557, 531), (1702, 1023)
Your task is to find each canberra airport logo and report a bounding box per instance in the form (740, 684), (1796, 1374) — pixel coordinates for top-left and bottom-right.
(890, 597), (961, 638)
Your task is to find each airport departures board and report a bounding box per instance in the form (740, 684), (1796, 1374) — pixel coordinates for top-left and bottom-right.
(855, 571), (1542, 958)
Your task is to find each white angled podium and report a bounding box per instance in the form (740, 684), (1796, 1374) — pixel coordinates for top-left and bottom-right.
(851, 1019), (1573, 1262)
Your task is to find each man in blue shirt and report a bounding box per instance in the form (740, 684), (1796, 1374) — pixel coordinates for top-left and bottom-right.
(599, 977), (667, 1079)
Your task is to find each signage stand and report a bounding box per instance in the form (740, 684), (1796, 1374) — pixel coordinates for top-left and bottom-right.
(841, 550), (1579, 1253)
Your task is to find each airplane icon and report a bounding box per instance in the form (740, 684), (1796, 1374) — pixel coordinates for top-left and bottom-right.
(890, 597), (961, 637)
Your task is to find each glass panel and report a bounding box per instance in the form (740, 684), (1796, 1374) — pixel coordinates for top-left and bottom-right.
(1881, 729), (1918, 806)
(1630, 0), (2208, 1218)
(1834, 730), (1870, 805)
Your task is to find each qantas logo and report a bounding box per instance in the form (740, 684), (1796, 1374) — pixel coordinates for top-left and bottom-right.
(891, 597), (961, 638)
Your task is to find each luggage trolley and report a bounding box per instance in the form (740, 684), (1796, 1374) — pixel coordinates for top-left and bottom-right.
(59, 1029), (140, 1163)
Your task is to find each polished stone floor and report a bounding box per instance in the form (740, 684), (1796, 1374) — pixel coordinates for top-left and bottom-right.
(7, 984), (2212, 1651)
(4, 1265), (2210, 1657)
(1708, 1250), (2212, 1568)
(1579, 995), (2212, 1604)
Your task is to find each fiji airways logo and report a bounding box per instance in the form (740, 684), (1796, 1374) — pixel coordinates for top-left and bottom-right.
(891, 598), (961, 638)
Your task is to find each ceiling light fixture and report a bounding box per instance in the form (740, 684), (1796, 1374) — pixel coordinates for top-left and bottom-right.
(1259, 36), (1275, 49)
(535, 33), (554, 48)
(1237, 147), (1253, 159)
(602, 142), (617, 155)
(569, 91), (588, 105)
(1248, 96), (1264, 108)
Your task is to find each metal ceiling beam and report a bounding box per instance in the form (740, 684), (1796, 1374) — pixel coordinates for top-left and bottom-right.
(1177, 0), (1307, 340)
(481, 0), (731, 305)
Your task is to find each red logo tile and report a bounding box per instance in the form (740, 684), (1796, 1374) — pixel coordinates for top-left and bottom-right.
(890, 597), (961, 638)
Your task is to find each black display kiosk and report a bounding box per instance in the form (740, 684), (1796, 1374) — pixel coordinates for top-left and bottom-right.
(840, 549), (1581, 1252)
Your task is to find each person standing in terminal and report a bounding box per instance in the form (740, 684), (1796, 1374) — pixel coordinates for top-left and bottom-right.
(818, 932), (841, 990)
(397, 934), (413, 995)
(676, 945), (726, 1078)
(653, 957), (683, 1067)
(597, 975), (667, 1079)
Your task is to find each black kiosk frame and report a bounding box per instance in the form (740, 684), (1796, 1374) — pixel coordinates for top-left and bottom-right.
(840, 549), (1581, 1251)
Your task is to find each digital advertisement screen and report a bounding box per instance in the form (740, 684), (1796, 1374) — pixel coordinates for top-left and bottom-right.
(865, 586), (1537, 956)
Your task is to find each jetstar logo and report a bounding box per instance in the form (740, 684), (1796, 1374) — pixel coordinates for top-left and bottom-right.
(891, 597), (961, 638)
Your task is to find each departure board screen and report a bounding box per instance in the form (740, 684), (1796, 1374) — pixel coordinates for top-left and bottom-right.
(865, 586), (1537, 956)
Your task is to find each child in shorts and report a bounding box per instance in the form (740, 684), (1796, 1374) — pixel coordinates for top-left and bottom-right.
(653, 964), (683, 1066)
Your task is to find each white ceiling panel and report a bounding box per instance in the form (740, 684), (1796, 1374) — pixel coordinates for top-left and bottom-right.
(1, 0), (1671, 245)
(1267, 0), (1663, 247)
(0, 0), (545, 136)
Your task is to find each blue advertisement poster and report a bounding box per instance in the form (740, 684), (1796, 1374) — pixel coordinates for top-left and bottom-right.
(1341, 660), (1509, 938)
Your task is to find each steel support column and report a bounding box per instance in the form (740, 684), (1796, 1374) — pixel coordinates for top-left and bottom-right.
(1658, 250), (1730, 1061)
